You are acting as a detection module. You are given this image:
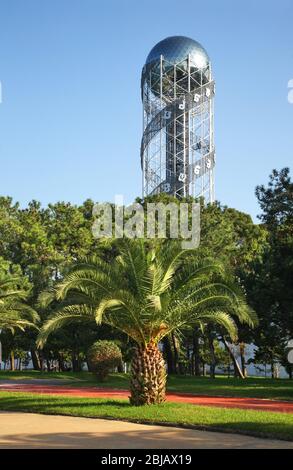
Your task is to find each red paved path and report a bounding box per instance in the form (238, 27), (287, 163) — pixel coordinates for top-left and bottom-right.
(1, 383), (293, 414)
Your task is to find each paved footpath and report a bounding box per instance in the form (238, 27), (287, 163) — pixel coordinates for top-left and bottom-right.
(0, 411), (292, 449)
(1, 381), (293, 414)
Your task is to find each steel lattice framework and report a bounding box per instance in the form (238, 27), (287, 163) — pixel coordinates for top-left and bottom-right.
(141, 36), (215, 201)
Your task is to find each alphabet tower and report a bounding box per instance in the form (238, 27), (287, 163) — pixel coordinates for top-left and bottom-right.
(141, 36), (215, 201)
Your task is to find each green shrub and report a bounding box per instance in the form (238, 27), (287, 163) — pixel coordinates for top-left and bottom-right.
(87, 340), (122, 381)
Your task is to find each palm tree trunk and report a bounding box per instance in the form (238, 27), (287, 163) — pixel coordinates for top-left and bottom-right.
(130, 343), (167, 406)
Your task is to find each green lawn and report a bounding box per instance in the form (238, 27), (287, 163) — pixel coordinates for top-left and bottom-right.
(0, 370), (93, 382)
(167, 375), (293, 401)
(0, 390), (293, 442)
(1, 371), (293, 401)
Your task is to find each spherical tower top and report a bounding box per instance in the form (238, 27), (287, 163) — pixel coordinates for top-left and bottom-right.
(142, 36), (211, 98)
(145, 35), (209, 69)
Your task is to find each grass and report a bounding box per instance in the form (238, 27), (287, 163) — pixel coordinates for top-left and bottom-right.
(0, 390), (293, 442)
(167, 375), (293, 401)
(0, 370), (93, 382)
(1, 371), (293, 401)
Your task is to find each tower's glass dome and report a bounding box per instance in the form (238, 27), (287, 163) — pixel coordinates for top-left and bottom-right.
(145, 35), (209, 69)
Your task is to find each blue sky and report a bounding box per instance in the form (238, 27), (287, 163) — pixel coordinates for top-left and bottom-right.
(0, 0), (292, 220)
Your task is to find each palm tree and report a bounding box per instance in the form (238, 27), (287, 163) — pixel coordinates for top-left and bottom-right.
(37, 239), (257, 405)
(0, 272), (39, 370)
(0, 273), (39, 333)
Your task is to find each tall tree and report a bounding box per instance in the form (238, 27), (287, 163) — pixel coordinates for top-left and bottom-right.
(245, 168), (293, 376)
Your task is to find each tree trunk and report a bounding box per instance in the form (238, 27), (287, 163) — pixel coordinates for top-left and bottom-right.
(192, 330), (201, 376)
(208, 336), (216, 379)
(171, 333), (179, 374)
(271, 361), (279, 379)
(222, 338), (245, 379)
(58, 353), (66, 372)
(162, 337), (176, 374)
(30, 349), (41, 370)
(239, 342), (247, 377)
(10, 351), (15, 371)
(71, 352), (82, 372)
(86, 358), (93, 372)
(130, 343), (167, 406)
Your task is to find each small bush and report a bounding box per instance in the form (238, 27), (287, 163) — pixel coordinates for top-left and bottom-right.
(87, 340), (122, 381)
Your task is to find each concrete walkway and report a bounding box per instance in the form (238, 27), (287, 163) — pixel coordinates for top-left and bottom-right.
(0, 411), (292, 449)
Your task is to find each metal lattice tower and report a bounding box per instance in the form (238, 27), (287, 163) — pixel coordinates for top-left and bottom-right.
(141, 36), (215, 201)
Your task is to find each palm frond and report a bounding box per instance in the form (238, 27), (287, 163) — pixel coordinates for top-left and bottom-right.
(38, 239), (256, 347)
(37, 304), (95, 348)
